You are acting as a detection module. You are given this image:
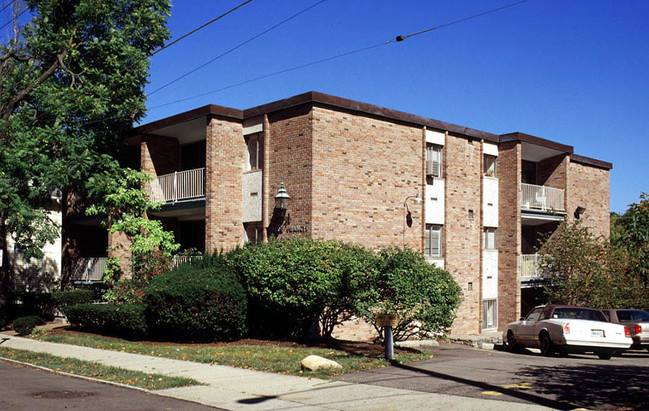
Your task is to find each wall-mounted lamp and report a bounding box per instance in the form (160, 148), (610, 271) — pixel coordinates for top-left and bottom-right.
(274, 182), (291, 210)
(574, 206), (586, 219)
(50, 187), (62, 203)
(403, 190), (423, 246)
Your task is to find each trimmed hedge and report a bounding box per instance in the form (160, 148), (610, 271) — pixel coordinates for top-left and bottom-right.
(62, 303), (148, 339)
(13, 316), (44, 336)
(52, 290), (95, 307)
(143, 260), (247, 341)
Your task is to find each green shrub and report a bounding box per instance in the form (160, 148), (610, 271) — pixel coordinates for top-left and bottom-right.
(62, 303), (148, 339)
(229, 238), (379, 340)
(52, 290), (95, 307)
(358, 247), (462, 341)
(12, 292), (54, 321)
(144, 260), (247, 341)
(13, 316), (44, 336)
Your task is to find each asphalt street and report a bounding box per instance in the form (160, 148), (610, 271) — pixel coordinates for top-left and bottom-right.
(0, 361), (220, 410)
(337, 343), (649, 410)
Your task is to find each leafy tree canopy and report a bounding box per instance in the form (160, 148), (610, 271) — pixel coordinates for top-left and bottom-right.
(612, 193), (649, 289)
(0, 0), (170, 305)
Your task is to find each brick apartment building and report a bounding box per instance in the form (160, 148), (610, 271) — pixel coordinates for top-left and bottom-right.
(64, 91), (612, 335)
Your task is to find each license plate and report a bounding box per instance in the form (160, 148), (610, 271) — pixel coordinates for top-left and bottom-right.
(591, 330), (604, 338)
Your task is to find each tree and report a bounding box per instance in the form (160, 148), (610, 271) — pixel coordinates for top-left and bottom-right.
(613, 193), (649, 290)
(86, 167), (179, 302)
(0, 0), (170, 312)
(539, 220), (645, 308)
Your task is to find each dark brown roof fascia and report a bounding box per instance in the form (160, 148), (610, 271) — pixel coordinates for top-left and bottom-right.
(499, 132), (574, 154)
(244, 91), (500, 142)
(133, 104), (243, 135)
(570, 154), (612, 170)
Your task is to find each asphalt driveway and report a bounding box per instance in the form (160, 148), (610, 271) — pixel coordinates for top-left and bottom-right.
(337, 343), (649, 410)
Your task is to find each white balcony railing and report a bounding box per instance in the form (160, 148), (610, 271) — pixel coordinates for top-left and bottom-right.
(149, 167), (205, 203)
(71, 257), (107, 282)
(521, 253), (547, 279)
(521, 183), (565, 212)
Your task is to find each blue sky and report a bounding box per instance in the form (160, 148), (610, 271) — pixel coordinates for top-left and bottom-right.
(141, 0), (647, 213)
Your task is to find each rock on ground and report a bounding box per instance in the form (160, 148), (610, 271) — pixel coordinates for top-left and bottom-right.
(300, 355), (342, 372)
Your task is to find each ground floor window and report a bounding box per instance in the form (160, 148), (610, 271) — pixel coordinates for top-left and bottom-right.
(244, 222), (264, 244)
(482, 299), (498, 330)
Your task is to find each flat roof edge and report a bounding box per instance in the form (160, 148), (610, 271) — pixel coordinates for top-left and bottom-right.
(133, 104), (243, 135)
(571, 154), (612, 170)
(500, 132), (574, 154)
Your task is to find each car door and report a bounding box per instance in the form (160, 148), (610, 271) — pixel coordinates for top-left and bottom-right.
(517, 307), (545, 347)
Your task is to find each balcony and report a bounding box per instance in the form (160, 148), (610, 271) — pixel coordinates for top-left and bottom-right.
(149, 168), (205, 203)
(71, 257), (107, 283)
(521, 183), (565, 212)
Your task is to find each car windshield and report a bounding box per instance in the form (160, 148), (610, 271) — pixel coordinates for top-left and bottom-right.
(617, 310), (649, 322)
(552, 308), (607, 322)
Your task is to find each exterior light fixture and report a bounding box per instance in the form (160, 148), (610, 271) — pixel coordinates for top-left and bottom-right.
(274, 182), (291, 210)
(403, 190), (423, 246)
(574, 206), (586, 219)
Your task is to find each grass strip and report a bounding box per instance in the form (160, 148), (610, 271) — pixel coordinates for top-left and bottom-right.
(41, 332), (431, 378)
(0, 346), (202, 390)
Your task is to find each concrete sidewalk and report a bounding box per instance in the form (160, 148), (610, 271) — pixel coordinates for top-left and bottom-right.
(0, 332), (551, 410)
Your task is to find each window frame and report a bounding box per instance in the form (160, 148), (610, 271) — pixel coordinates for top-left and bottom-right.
(483, 227), (496, 250)
(425, 224), (443, 258)
(483, 154), (497, 177)
(245, 133), (262, 171)
(426, 144), (443, 178)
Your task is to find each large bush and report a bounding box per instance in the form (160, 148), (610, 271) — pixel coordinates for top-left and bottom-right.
(143, 260), (246, 341)
(358, 247), (462, 341)
(62, 303), (148, 339)
(229, 238), (378, 340)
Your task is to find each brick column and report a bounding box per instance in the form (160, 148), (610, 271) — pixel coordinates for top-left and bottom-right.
(497, 141), (522, 329)
(205, 116), (245, 251)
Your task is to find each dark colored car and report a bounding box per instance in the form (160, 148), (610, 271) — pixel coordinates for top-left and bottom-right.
(602, 309), (649, 351)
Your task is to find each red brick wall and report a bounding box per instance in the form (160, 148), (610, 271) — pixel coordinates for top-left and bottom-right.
(567, 160), (610, 237)
(140, 134), (180, 177)
(444, 135), (482, 335)
(310, 106), (423, 249)
(205, 116), (245, 251)
(538, 154), (568, 190)
(497, 141), (522, 329)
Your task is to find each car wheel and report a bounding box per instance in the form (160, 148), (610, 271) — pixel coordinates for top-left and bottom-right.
(506, 331), (519, 352)
(540, 333), (555, 356)
(596, 350), (613, 360)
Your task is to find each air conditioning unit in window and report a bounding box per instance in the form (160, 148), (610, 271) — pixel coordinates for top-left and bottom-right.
(426, 160), (440, 177)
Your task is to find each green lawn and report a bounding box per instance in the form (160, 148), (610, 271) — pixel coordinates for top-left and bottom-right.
(40, 331), (431, 378)
(0, 347), (202, 390)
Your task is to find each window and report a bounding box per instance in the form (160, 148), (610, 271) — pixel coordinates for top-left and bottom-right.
(426, 144), (443, 178)
(425, 224), (442, 257)
(244, 223), (263, 244)
(482, 299), (498, 330)
(484, 154), (497, 177)
(483, 228), (496, 249)
(245, 133), (262, 171)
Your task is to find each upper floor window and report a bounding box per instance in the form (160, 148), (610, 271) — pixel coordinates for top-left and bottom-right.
(483, 228), (496, 249)
(426, 144), (443, 178)
(245, 133), (262, 171)
(425, 224), (442, 258)
(484, 154), (497, 177)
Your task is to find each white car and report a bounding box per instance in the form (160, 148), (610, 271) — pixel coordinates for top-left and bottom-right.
(504, 305), (633, 359)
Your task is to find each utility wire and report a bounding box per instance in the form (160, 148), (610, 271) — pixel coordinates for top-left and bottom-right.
(0, 0), (17, 15)
(148, 0), (327, 97)
(148, 0), (255, 59)
(149, 0), (532, 111)
(0, 5), (27, 32)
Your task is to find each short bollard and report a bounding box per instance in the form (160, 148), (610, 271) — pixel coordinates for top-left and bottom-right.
(384, 326), (394, 360)
(375, 313), (397, 361)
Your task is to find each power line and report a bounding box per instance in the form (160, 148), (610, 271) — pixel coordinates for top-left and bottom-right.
(0, 4), (27, 32)
(394, 0), (531, 42)
(148, 0), (255, 59)
(148, 0), (532, 111)
(148, 0), (327, 97)
(0, 0), (17, 15)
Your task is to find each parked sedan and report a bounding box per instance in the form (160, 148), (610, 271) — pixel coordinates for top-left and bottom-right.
(504, 305), (633, 359)
(602, 309), (649, 351)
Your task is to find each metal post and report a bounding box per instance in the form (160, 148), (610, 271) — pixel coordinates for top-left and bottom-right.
(384, 326), (394, 360)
